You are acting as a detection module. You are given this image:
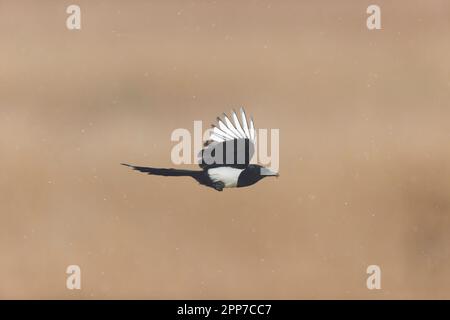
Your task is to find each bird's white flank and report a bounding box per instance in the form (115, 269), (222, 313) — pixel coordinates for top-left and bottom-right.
(207, 167), (244, 188)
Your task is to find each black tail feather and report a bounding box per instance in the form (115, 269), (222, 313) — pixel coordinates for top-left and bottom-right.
(121, 163), (203, 179)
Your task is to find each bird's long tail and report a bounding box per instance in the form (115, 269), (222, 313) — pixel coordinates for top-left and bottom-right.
(121, 163), (203, 180)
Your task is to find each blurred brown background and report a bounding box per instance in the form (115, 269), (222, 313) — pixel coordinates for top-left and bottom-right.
(1, 0), (449, 299)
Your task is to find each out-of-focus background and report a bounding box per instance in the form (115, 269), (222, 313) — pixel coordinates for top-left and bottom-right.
(1, 0), (449, 299)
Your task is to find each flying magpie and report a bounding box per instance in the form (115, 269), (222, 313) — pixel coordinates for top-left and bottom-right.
(122, 108), (278, 191)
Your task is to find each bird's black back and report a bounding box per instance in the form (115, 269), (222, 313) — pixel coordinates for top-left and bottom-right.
(198, 138), (255, 170)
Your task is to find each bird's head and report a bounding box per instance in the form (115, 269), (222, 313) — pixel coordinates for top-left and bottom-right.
(242, 165), (279, 185)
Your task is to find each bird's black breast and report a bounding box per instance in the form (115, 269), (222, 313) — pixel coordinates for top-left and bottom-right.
(237, 167), (263, 188)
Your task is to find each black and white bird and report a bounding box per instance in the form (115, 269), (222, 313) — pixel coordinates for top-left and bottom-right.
(122, 108), (278, 191)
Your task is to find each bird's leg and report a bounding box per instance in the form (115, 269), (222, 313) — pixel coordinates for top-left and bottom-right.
(212, 181), (225, 191)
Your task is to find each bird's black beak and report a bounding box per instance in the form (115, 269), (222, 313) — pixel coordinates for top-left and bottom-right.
(260, 167), (279, 177)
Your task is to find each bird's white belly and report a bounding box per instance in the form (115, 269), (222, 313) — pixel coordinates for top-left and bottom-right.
(207, 167), (243, 188)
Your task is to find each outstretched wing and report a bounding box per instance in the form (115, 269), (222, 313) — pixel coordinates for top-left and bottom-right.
(199, 108), (256, 169)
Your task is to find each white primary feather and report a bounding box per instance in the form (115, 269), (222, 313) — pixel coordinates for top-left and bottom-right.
(210, 133), (225, 142)
(217, 118), (239, 139)
(240, 108), (251, 140)
(209, 109), (256, 143)
(231, 110), (247, 139)
(249, 117), (255, 142)
(212, 125), (234, 140)
(208, 167), (243, 188)
(223, 114), (244, 139)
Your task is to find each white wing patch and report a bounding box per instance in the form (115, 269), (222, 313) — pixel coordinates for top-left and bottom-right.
(209, 108), (256, 144)
(208, 167), (243, 188)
